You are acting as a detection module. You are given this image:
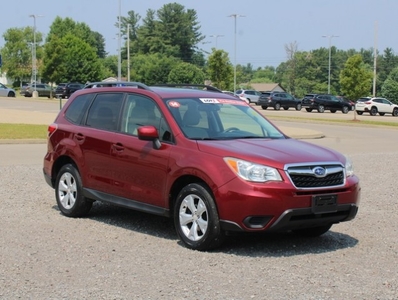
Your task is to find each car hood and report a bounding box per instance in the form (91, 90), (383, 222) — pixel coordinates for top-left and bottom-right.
(197, 138), (344, 169)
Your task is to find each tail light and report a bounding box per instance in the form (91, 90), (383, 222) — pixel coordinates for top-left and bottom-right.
(365, 101), (372, 104)
(47, 123), (58, 137)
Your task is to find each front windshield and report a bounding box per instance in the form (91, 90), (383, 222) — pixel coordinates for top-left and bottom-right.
(165, 97), (285, 140)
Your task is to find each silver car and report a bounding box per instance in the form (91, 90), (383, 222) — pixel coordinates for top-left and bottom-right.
(235, 89), (261, 104)
(0, 83), (16, 97)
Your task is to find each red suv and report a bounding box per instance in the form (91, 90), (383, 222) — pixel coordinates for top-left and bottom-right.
(43, 82), (360, 250)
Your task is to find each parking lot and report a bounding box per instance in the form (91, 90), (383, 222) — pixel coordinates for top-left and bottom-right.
(0, 97), (398, 299)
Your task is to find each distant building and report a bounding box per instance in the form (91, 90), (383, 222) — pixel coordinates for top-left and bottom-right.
(249, 83), (285, 92)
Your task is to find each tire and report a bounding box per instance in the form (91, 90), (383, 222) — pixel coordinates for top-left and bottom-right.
(283, 107), (289, 110)
(274, 103), (281, 110)
(7, 91), (15, 97)
(261, 106), (268, 110)
(55, 164), (92, 217)
(330, 110), (336, 113)
(342, 106), (349, 114)
(356, 111), (363, 115)
(317, 105), (325, 113)
(370, 107), (378, 116)
(305, 108), (312, 112)
(293, 225), (332, 237)
(295, 103), (302, 111)
(393, 108), (398, 116)
(379, 112), (385, 116)
(174, 183), (224, 251)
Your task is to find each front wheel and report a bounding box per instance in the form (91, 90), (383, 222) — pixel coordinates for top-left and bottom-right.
(370, 107), (378, 116)
(261, 106), (268, 110)
(342, 106), (349, 114)
(305, 108), (313, 112)
(393, 108), (398, 116)
(174, 183), (224, 251)
(379, 112), (385, 116)
(55, 164), (92, 217)
(293, 225), (332, 237)
(295, 103), (302, 111)
(317, 105), (325, 113)
(356, 111), (363, 115)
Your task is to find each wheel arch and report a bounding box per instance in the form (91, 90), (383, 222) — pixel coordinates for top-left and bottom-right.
(51, 155), (80, 188)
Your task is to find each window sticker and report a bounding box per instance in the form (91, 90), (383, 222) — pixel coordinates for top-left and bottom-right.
(199, 98), (246, 105)
(168, 101), (181, 108)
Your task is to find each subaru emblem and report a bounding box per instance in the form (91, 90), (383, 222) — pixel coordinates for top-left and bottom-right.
(313, 166), (327, 178)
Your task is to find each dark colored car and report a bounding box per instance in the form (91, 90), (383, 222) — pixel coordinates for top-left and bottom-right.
(258, 91), (302, 110)
(301, 94), (351, 113)
(21, 83), (55, 98)
(43, 82), (360, 251)
(55, 83), (84, 98)
(337, 96), (355, 111)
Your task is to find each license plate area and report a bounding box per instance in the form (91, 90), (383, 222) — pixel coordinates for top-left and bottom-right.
(312, 194), (338, 214)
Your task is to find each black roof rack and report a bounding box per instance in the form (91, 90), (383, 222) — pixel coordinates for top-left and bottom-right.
(152, 84), (223, 93)
(84, 81), (151, 90)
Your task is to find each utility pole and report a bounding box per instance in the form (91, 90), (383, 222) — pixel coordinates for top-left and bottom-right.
(322, 35), (338, 94)
(29, 14), (43, 97)
(127, 24), (130, 82)
(117, 0), (122, 81)
(373, 21), (378, 97)
(228, 14), (245, 93)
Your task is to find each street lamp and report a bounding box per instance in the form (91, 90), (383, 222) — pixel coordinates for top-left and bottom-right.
(209, 34), (224, 49)
(127, 24), (130, 82)
(322, 35), (339, 94)
(29, 14), (43, 98)
(117, 0), (122, 81)
(228, 14), (245, 93)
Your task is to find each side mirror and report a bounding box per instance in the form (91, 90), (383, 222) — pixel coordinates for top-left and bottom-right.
(138, 126), (161, 149)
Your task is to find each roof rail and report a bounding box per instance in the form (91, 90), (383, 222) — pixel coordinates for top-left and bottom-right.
(84, 81), (151, 90)
(152, 83), (223, 93)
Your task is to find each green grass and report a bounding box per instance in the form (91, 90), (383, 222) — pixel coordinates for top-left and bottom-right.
(0, 123), (48, 139)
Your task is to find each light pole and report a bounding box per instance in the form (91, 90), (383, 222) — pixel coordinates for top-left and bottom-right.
(322, 35), (338, 94)
(29, 14), (43, 98)
(209, 34), (224, 49)
(117, 0), (122, 81)
(127, 24), (130, 82)
(228, 14), (245, 93)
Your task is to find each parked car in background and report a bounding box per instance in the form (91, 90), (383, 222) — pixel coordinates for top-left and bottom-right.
(55, 82), (84, 98)
(355, 97), (398, 116)
(337, 96), (355, 111)
(43, 82), (360, 251)
(234, 89), (261, 104)
(258, 91), (302, 110)
(301, 94), (351, 113)
(21, 83), (55, 98)
(0, 83), (16, 97)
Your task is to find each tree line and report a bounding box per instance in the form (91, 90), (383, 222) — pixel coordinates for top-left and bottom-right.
(1, 2), (398, 103)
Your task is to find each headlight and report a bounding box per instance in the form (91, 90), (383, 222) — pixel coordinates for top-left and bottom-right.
(224, 157), (282, 182)
(345, 156), (354, 177)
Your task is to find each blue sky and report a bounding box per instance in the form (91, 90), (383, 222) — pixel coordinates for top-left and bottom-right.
(1, 0), (397, 68)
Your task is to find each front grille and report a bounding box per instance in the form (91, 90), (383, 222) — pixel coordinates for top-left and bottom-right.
(286, 164), (345, 189)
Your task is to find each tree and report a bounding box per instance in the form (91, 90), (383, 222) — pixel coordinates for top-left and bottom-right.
(284, 41), (298, 94)
(381, 66), (398, 104)
(42, 33), (104, 83)
(1, 27), (43, 84)
(339, 54), (373, 102)
(168, 62), (205, 84)
(206, 49), (233, 90)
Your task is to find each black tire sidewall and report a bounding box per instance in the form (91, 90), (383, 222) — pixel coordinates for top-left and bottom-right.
(55, 164), (91, 217)
(174, 183), (223, 251)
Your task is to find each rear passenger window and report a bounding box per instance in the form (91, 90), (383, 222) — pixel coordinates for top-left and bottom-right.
(64, 94), (93, 124)
(86, 93), (124, 131)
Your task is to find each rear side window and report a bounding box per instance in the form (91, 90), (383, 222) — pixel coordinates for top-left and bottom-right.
(64, 94), (93, 124)
(85, 93), (124, 131)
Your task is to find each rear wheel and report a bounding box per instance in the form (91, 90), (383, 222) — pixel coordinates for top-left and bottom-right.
(342, 106), (349, 114)
(55, 164), (92, 217)
(305, 108), (312, 112)
(393, 108), (398, 116)
(261, 106), (268, 110)
(356, 111), (363, 115)
(293, 225), (332, 237)
(7, 91), (15, 97)
(295, 103), (302, 110)
(317, 105), (325, 113)
(370, 107), (378, 116)
(274, 103), (281, 110)
(174, 183), (224, 251)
